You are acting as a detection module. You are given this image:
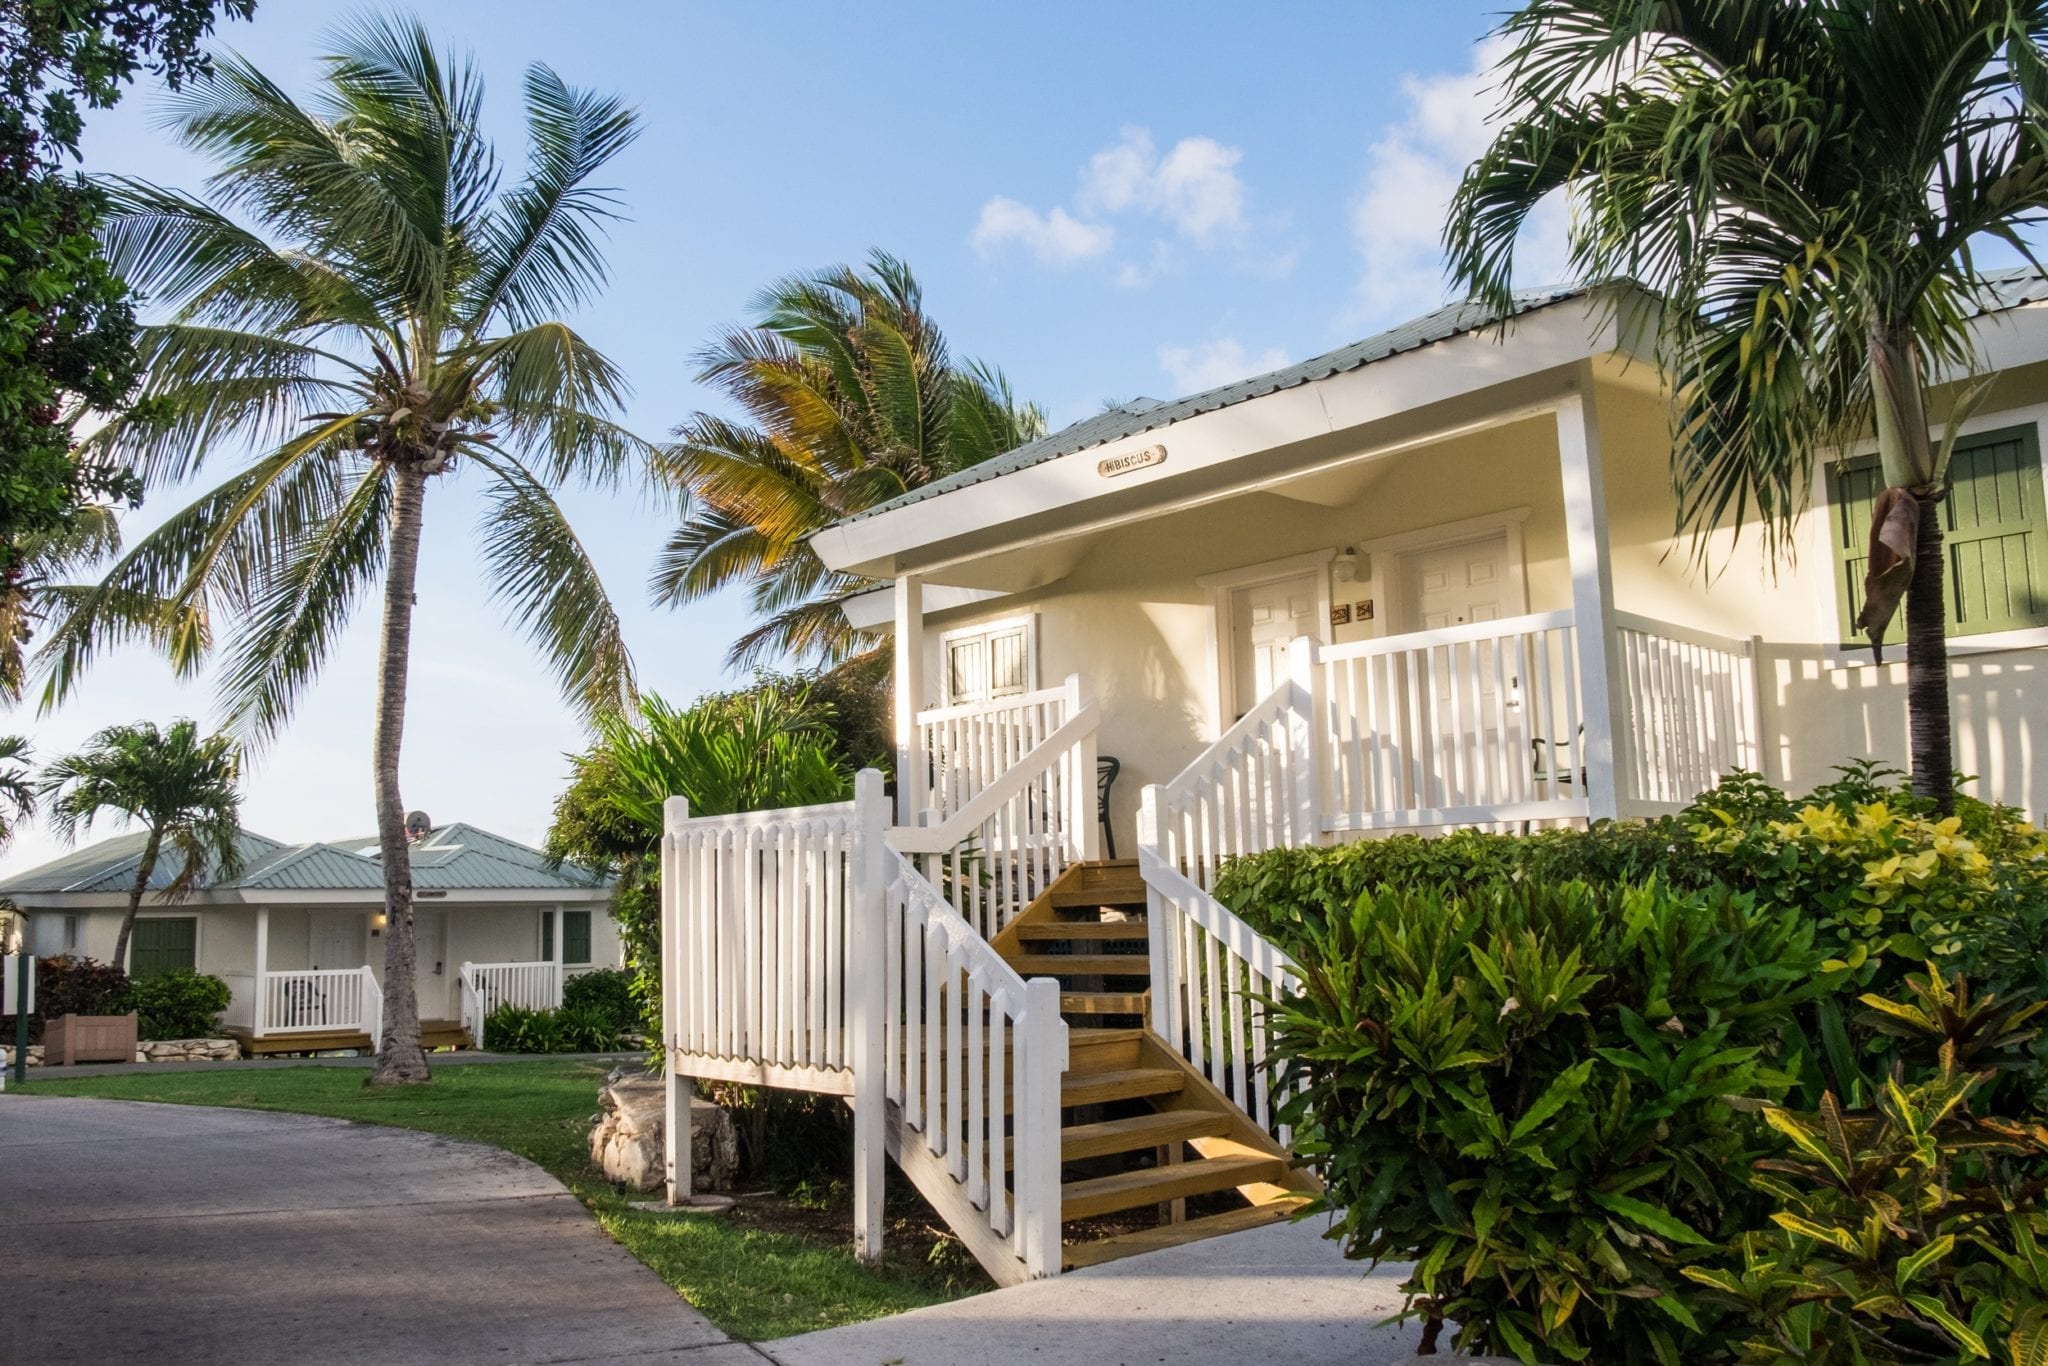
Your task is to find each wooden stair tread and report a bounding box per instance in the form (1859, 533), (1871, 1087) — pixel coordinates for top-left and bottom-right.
(1007, 953), (1151, 975)
(1062, 1066), (1185, 1107)
(1057, 1109), (1233, 1160)
(1062, 1198), (1310, 1270)
(1061, 992), (1149, 1015)
(1061, 1153), (1289, 1220)
(1050, 886), (1147, 909)
(1015, 922), (1150, 941)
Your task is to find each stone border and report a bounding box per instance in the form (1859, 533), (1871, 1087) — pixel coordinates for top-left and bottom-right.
(2, 1037), (243, 1068)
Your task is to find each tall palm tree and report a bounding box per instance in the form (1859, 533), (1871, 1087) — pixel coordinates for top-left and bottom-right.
(3, 506), (120, 703)
(655, 251), (1045, 666)
(39, 719), (243, 970)
(0, 736), (32, 851)
(35, 15), (648, 1082)
(1445, 0), (2048, 812)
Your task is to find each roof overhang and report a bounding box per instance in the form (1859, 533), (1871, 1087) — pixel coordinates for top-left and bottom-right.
(841, 582), (1016, 632)
(811, 286), (1660, 582)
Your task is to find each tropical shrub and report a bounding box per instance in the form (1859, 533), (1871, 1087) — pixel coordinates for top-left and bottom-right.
(563, 968), (638, 1034)
(124, 968), (230, 1040)
(26, 955), (131, 1042)
(1269, 877), (1823, 1362)
(483, 1002), (621, 1054)
(1689, 971), (2048, 1364)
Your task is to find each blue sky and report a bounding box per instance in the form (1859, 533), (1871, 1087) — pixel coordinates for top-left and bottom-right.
(3, 0), (1538, 873)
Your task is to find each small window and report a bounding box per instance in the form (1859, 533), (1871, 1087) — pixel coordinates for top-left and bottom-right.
(562, 911), (592, 966)
(538, 909), (554, 961)
(130, 917), (198, 980)
(1832, 424), (2048, 645)
(64, 914), (79, 953)
(940, 617), (1036, 704)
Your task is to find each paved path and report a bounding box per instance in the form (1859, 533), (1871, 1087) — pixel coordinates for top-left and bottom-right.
(761, 1218), (1511, 1366)
(0, 1095), (759, 1366)
(15, 1048), (648, 1081)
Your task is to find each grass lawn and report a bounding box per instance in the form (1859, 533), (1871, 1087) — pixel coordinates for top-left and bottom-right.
(24, 1060), (976, 1340)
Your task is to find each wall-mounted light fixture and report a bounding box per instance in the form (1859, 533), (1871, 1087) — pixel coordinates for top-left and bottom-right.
(1331, 547), (1360, 583)
(371, 911), (388, 937)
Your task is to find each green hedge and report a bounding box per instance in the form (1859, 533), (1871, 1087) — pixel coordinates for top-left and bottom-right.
(1245, 766), (2048, 1362)
(482, 1001), (621, 1053)
(124, 969), (232, 1040)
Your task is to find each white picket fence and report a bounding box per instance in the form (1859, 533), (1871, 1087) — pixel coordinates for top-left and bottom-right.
(255, 967), (382, 1049)
(1612, 611), (1760, 811)
(460, 960), (564, 1051)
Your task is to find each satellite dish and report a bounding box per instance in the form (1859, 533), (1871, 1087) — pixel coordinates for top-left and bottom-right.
(404, 810), (433, 841)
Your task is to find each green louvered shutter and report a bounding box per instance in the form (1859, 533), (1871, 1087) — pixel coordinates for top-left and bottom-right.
(130, 917), (197, 979)
(1832, 423), (2048, 645)
(562, 911), (592, 965)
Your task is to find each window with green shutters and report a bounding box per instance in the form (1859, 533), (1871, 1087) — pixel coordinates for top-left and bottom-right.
(562, 910), (592, 965)
(130, 917), (198, 979)
(1831, 423), (2048, 646)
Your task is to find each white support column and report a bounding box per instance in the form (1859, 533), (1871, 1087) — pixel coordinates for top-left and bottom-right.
(850, 768), (890, 1263)
(1286, 636), (1325, 846)
(893, 575), (927, 826)
(1556, 376), (1628, 821)
(1017, 976), (1069, 1278)
(550, 902), (565, 1007)
(253, 906), (270, 1038)
(1137, 785), (1174, 1042)
(1065, 673), (1100, 862)
(663, 795), (691, 1207)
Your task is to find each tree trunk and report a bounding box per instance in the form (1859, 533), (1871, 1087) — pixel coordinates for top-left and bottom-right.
(111, 828), (162, 973)
(1905, 490), (1955, 813)
(369, 464), (432, 1085)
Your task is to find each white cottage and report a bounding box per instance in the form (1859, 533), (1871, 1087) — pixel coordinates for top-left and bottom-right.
(0, 819), (620, 1053)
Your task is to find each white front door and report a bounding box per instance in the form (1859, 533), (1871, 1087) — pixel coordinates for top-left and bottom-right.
(309, 911), (361, 970)
(1229, 572), (1320, 719)
(1403, 532), (1511, 631)
(416, 909), (448, 1021)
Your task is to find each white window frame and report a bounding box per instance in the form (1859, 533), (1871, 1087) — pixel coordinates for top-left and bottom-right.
(1809, 405), (2048, 666)
(126, 911), (203, 977)
(1197, 548), (1338, 733)
(937, 614), (1039, 705)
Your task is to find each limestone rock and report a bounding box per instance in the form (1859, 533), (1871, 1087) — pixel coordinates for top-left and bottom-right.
(590, 1069), (737, 1193)
(0, 1045), (44, 1068)
(136, 1037), (245, 1064)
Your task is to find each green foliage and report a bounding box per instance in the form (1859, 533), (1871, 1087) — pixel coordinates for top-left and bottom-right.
(562, 967), (639, 1034)
(483, 1001), (620, 1054)
(123, 967), (229, 1039)
(653, 249), (1045, 666)
(1687, 971), (2048, 1365)
(27, 953), (130, 1041)
(1270, 877), (1822, 1362)
(0, 2), (249, 695)
(0, 735), (32, 849)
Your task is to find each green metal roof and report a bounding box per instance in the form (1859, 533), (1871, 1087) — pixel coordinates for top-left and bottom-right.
(0, 821), (608, 898)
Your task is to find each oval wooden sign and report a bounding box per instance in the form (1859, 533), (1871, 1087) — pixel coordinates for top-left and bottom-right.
(1098, 444), (1166, 478)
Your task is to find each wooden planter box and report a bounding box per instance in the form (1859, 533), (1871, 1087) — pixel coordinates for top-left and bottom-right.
(45, 1012), (139, 1065)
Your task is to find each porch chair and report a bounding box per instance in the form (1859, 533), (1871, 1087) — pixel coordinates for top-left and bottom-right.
(1097, 756), (1121, 860)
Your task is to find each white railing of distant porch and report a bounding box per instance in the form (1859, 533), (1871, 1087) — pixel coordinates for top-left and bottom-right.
(253, 966), (382, 1049)
(460, 960), (565, 1050)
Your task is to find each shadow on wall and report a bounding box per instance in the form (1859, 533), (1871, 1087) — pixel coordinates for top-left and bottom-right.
(1758, 645), (2042, 820)
(1096, 603), (1211, 857)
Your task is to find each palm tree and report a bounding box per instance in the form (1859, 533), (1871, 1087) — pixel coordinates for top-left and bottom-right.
(0, 736), (32, 851)
(3, 506), (120, 703)
(1445, 0), (2048, 812)
(39, 719), (243, 970)
(654, 251), (1045, 666)
(35, 15), (648, 1082)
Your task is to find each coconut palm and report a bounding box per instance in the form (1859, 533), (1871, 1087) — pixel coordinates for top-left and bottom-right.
(654, 251), (1045, 666)
(1445, 0), (2048, 811)
(35, 15), (648, 1082)
(39, 719), (243, 969)
(3, 506), (120, 703)
(0, 736), (32, 850)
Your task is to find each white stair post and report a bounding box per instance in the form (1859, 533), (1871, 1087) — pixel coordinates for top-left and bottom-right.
(1065, 673), (1100, 862)
(1557, 376), (1628, 822)
(850, 769), (890, 1262)
(252, 906), (269, 1038)
(1285, 636), (1324, 846)
(663, 795), (692, 1206)
(1017, 975), (1069, 1278)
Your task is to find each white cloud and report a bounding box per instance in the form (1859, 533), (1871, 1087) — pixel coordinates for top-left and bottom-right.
(1349, 38), (1571, 326)
(971, 196), (1115, 266)
(1158, 338), (1289, 395)
(972, 126), (1261, 277)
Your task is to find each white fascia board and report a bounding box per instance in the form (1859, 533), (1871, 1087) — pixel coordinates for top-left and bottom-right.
(1953, 302), (2048, 377)
(241, 887), (611, 905)
(840, 583), (1015, 630)
(811, 295), (1638, 579)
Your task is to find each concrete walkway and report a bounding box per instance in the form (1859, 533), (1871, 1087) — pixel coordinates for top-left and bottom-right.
(762, 1217), (1504, 1366)
(0, 1095), (758, 1366)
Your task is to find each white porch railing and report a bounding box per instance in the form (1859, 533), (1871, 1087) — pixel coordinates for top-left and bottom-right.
(918, 683), (1074, 822)
(1612, 611), (1760, 812)
(1317, 609), (1591, 832)
(255, 966), (381, 1046)
(460, 960), (564, 1049)
(890, 675), (1100, 943)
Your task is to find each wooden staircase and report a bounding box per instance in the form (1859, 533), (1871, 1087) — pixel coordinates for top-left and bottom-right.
(990, 860), (1315, 1272)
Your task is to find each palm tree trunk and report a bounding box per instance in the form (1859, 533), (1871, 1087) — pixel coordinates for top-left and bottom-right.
(369, 464), (432, 1085)
(112, 829), (162, 972)
(1904, 491), (1954, 812)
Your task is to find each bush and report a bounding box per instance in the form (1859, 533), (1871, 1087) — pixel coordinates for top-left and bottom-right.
(124, 969), (231, 1040)
(1270, 877), (1821, 1361)
(563, 967), (639, 1034)
(482, 1001), (621, 1054)
(25, 955), (131, 1043)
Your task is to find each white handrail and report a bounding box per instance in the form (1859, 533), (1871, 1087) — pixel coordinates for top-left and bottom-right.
(919, 684), (1072, 823)
(1150, 676), (1311, 891)
(459, 964), (486, 1050)
(889, 704), (1099, 853)
(1612, 614), (1759, 810)
(362, 971), (384, 1055)
(1320, 607), (1577, 661)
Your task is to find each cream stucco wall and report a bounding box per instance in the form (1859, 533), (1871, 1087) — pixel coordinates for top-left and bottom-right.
(908, 373), (2048, 841)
